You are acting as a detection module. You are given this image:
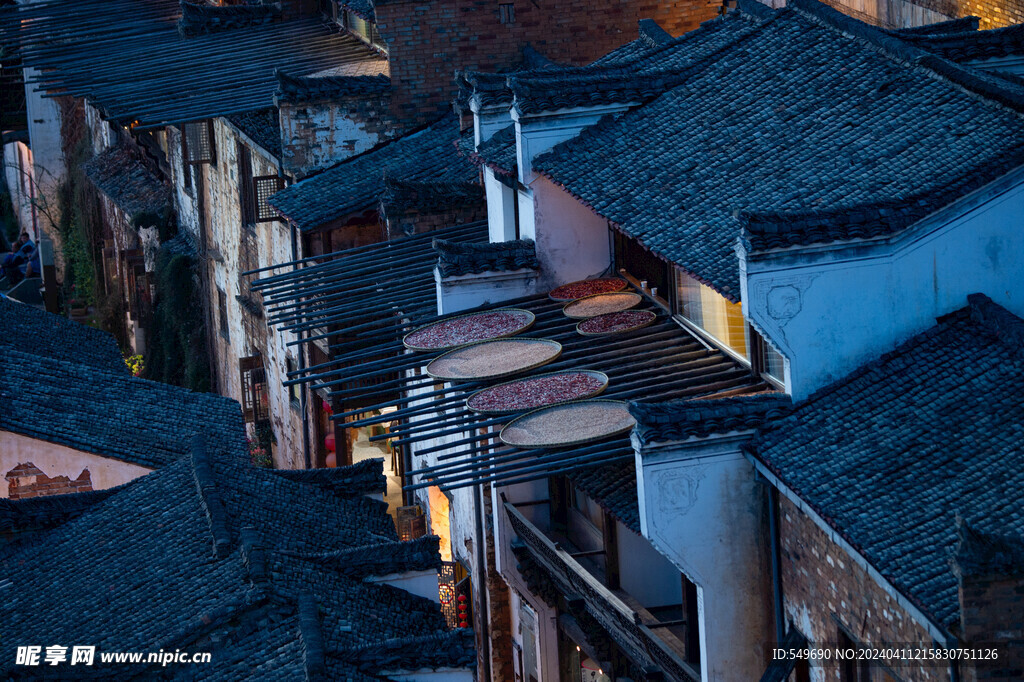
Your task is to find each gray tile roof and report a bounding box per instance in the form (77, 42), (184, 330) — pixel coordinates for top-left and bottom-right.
(226, 108), (282, 159)
(0, 437), (471, 678)
(532, 0), (1024, 299)
(568, 460), (641, 534)
(896, 21), (1024, 62)
(177, 1), (281, 36)
(1, 346), (243, 469)
(80, 144), (170, 222)
(749, 294), (1024, 629)
(269, 115), (479, 230)
(467, 124), (517, 177)
(0, 296), (126, 374)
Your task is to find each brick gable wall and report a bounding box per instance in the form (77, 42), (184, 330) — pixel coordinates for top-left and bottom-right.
(778, 495), (947, 681)
(375, 0), (723, 125)
(6, 462), (94, 500)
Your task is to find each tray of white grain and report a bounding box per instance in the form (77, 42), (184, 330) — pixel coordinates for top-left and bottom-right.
(562, 291), (643, 319)
(499, 399), (637, 448)
(425, 338), (562, 381)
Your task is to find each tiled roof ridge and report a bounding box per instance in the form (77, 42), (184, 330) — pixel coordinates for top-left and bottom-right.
(508, 13), (773, 113)
(950, 515), (1024, 579)
(630, 393), (792, 445)
(739, 146), (1024, 250)
(287, 535), (443, 578)
(896, 22), (1024, 63)
(270, 458), (387, 497)
(190, 436), (233, 559)
(0, 486), (126, 537)
(887, 16), (980, 36)
(274, 69), (390, 104)
(240, 526), (269, 584)
(463, 8), (769, 110)
(177, 0), (281, 37)
(298, 593), (327, 679)
(433, 237), (539, 277)
(638, 18), (672, 47)
(790, 0), (1024, 114)
(331, 629), (477, 672)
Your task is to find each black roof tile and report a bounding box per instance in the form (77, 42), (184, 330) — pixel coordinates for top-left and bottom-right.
(1, 347), (244, 469)
(433, 237), (539, 277)
(269, 115), (479, 230)
(750, 294), (1024, 628)
(533, 0), (1024, 298)
(80, 145), (170, 222)
(226, 108), (282, 159)
(0, 297), (126, 374)
(0, 434), (471, 677)
(466, 124), (517, 177)
(568, 460), (641, 534)
(630, 393), (791, 446)
(177, 1), (281, 36)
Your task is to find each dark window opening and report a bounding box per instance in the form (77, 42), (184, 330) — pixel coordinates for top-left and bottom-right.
(239, 355), (269, 423)
(837, 627), (871, 682)
(237, 140), (255, 227)
(286, 356), (302, 407)
(613, 229), (669, 304)
(681, 574), (701, 666)
(499, 2), (515, 24)
(217, 286), (230, 340)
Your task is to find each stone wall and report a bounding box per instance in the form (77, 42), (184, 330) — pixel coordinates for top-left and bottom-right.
(779, 495), (948, 681)
(201, 118), (308, 469)
(375, 0), (722, 125)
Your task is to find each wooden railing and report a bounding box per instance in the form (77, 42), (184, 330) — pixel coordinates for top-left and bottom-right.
(505, 502), (701, 682)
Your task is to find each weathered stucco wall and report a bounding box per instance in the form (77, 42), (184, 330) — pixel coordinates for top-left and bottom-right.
(278, 94), (402, 176)
(742, 171), (1024, 401)
(0, 431), (153, 499)
(636, 433), (774, 680)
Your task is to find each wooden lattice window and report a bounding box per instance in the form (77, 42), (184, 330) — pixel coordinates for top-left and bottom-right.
(396, 505), (427, 541)
(254, 175), (286, 222)
(239, 355), (269, 423)
(182, 120), (215, 165)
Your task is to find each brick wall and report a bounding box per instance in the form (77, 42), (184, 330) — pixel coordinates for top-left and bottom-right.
(375, 0), (723, 125)
(6, 462), (93, 500)
(959, 573), (1024, 682)
(778, 495), (948, 681)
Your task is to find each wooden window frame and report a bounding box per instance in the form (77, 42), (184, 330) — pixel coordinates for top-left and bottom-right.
(182, 120), (216, 165)
(499, 2), (515, 24)
(253, 175), (286, 223)
(238, 355), (269, 424)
